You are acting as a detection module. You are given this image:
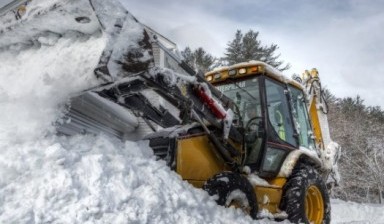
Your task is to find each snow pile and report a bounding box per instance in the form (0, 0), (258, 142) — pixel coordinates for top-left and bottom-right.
(0, 0), (101, 49)
(0, 34), (104, 143)
(0, 134), (267, 223)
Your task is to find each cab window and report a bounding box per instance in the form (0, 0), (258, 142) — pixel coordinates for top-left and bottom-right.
(216, 78), (263, 166)
(265, 79), (296, 147)
(289, 86), (315, 149)
(215, 78), (261, 124)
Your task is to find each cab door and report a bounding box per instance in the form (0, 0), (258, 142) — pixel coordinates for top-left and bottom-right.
(258, 78), (299, 178)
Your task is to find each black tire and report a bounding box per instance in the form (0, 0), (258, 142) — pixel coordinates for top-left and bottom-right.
(281, 163), (331, 224)
(203, 171), (258, 219)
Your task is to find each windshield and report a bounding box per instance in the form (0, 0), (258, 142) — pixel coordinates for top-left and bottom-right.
(216, 78), (261, 124)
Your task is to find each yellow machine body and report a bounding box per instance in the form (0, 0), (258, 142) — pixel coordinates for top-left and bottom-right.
(174, 61), (331, 221)
(176, 134), (227, 188)
(175, 132), (287, 213)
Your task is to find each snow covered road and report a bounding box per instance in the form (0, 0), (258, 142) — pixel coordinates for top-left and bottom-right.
(332, 199), (384, 224)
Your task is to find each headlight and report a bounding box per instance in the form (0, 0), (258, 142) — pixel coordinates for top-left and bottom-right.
(228, 69), (237, 76)
(238, 68), (247, 75)
(214, 73), (221, 80)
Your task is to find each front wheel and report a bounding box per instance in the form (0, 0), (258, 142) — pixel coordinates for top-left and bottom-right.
(203, 172), (258, 219)
(281, 163), (330, 224)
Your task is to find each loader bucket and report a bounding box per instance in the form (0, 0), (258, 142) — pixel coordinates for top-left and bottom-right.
(0, 0), (159, 139)
(0, 0), (154, 82)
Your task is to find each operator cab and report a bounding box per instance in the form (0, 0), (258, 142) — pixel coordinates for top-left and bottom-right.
(206, 62), (315, 178)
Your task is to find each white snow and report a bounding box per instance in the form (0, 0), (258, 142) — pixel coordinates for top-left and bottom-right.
(1, 0), (384, 224)
(225, 189), (249, 207)
(0, 0), (102, 49)
(217, 177), (229, 183)
(278, 146), (321, 177)
(0, 134), (262, 224)
(247, 174), (272, 188)
(149, 66), (197, 86)
(0, 33), (105, 143)
(331, 199), (384, 224)
(321, 141), (341, 185)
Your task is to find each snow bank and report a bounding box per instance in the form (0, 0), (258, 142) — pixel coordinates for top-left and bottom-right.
(331, 199), (384, 224)
(0, 134), (266, 224)
(0, 34), (105, 143)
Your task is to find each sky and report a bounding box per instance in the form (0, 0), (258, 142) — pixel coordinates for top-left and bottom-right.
(120, 0), (384, 108)
(0, 0), (383, 108)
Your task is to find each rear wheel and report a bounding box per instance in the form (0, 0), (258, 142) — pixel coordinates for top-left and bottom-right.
(203, 172), (258, 219)
(281, 163), (330, 224)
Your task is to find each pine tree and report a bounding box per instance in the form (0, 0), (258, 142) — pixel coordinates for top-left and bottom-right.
(181, 47), (216, 73)
(224, 29), (290, 71)
(181, 47), (194, 67)
(241, 30), (262, 61)
(194, 48), (215, 73)
(224, 30), (244, 65)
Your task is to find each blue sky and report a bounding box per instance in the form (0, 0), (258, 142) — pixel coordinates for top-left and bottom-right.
(1, 0), (383, 108)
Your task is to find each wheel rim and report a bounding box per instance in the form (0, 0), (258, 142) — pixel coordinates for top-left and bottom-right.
(305, 185), (324, 224)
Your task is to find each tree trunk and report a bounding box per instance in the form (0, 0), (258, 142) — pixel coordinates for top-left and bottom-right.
(378, 185), (383, 204)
